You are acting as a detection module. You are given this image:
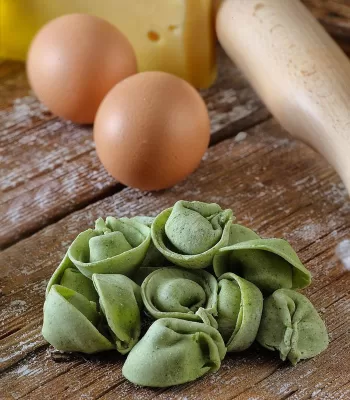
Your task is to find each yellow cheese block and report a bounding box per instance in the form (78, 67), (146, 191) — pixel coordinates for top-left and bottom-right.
(0, 0), (216, 88)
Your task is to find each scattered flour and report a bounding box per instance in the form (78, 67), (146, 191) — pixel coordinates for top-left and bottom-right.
(12, 363), (43, 377)
(10, 299), (26, 307)
(324, 182), (348, 205)
(311, 388), (322, 397)
(0, 93), (49, 132)
(335, 240), (350, 271)
(201, 151), (209, 161)
(235, 131), (248, 142)
(32, 279), (49, 294)
(46, 120), (67, 132)
(292, 175), (318, 190)
(0, 338), (43, 363)
(0, 299), (28, 319)
(253, 181), (264, 189)
(277, 382), (294, 395)
(204, 87), (255, 133)
(289, 223), (322, 242)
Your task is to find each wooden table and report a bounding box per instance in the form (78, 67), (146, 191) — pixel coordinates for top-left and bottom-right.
(1, 2), (350, 399)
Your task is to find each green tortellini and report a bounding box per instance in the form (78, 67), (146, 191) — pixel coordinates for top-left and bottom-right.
(141, 267), (218, 325)
(228, 223), (260, 244)
(92, 274), (143, 354)
(129, 215), (169, 284)
(152, 201), (233, 269)
(45, 253), (98, 302)
(43, 274), (143, 355)
(131, 266), (162, 286)
(42, 201), (329, 388)
(122, 318), (226, 387)
(213, 224), (311, 293)
(257, 289), (328, 365)
(138, 241), (168, 269)
(130, 216), (155, 227)
(42, 285), (114, 354)
(217, 273), (263, 352)
(68, 216), (151, 278)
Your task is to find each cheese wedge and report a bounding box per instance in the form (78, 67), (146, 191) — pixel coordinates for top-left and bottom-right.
(0, 0), (216, 88)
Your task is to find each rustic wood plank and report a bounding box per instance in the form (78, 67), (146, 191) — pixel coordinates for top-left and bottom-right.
(2, 1), (350, 251)
(1, 119), (349, 340)
(1, 272), (348, 400)
(0, 118), (349, 399)
(0, 47), (269, 250)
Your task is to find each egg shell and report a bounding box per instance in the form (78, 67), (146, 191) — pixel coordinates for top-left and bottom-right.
(27, 14), (137, 124)
(94, 71), (210, 191)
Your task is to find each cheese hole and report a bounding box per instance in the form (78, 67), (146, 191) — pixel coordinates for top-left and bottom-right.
(147, 31), (160, 42)
(168, 25), (179, 32)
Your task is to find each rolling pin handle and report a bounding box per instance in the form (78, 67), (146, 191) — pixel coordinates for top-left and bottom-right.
(216, 0), (350, 194)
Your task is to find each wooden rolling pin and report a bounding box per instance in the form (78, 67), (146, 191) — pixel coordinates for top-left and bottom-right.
(216, 0), (350, 195)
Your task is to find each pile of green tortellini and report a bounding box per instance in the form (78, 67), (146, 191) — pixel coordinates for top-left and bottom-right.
(43, 200), (328, 388)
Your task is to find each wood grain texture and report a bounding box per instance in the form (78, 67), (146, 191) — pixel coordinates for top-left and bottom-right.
(2, 0), (350, 250)
(1, 3), (350, 397)
(1, 118), (349, 400)
(0, 47), (269, 250)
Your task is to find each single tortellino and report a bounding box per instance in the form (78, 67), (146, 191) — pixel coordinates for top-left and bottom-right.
(217, 273), (263, 352)
(213, 225), (311, 293)
(92, 274), (143, 354)
(257, 289), (328, 365)
(122, 318), (226, 387)
(152, 201), (233, 269)
(68, 216), (151, 278)
(42, 285), (114, 353)
(45, 253), (98, 302)
(141, 267), (218, 325)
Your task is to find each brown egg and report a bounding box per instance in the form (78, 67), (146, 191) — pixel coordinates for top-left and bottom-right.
(94, 71), (210, 191)
(27, 14), (137, 124)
